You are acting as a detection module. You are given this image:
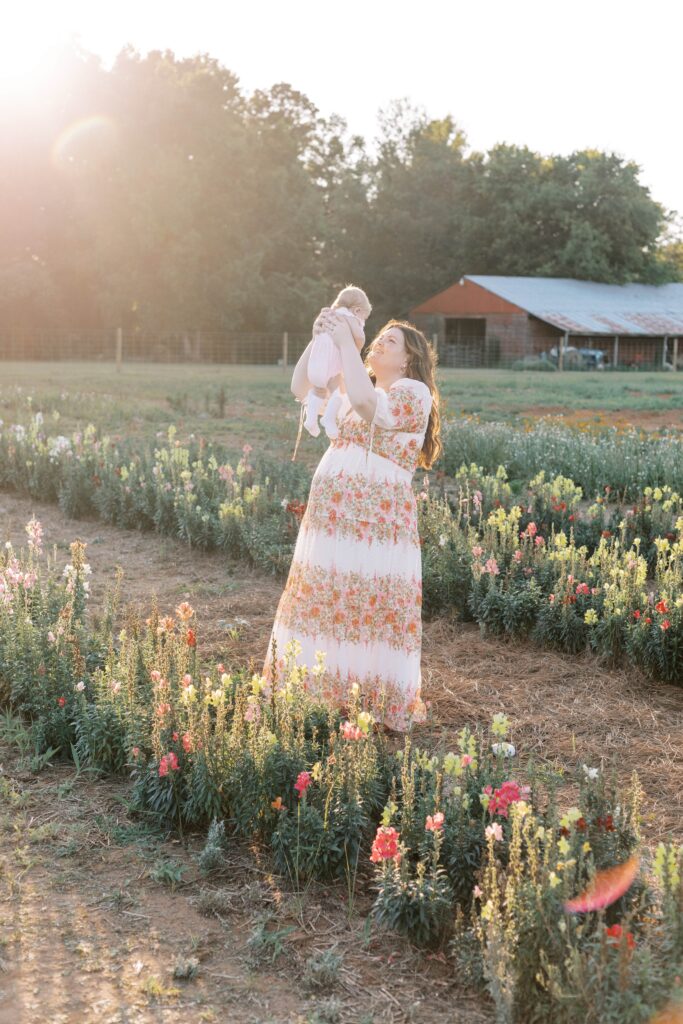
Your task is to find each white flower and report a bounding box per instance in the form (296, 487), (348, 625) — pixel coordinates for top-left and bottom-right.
(75, 680), (85, 692)
(582, 764), (599, 781)
(491, 742), (516, 758)
(438, 534), (448, 547)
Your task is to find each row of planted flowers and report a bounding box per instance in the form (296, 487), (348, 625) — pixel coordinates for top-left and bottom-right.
(421, 465), (683, 684)
(1, 524), (681, 1023)
(1, 416), (682, 682)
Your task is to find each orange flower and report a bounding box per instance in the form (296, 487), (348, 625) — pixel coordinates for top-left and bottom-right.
(175, 601), (195, 621)
(186, 628), (197, 647)
(271, 797), (284, 811)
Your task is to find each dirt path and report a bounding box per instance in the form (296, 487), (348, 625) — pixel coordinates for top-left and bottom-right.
(0, 489), (681, 1022)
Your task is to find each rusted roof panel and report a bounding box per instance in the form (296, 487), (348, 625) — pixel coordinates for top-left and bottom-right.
(466, 276), (683, 336)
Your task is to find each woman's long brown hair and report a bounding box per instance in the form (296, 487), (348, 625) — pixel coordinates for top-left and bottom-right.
(365, 320), (442, 469)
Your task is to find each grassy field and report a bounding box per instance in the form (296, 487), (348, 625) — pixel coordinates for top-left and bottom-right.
(0, 361), (682, 467)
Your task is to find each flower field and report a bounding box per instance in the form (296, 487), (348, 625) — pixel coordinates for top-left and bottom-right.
(0, 407), (682, 684)
(0, 365), (682, 1023)
(0, 524), (681, 1022)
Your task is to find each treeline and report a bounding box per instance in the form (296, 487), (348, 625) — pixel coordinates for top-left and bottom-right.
(1, 42), (681, 334)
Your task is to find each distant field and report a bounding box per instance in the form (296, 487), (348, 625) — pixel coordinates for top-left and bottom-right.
(0, 362), (681, 466)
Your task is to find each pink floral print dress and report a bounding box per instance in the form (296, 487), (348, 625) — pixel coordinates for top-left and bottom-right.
(264, 378), (433, 730)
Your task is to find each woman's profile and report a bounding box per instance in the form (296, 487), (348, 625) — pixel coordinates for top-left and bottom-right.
(264, 308), (442, 731)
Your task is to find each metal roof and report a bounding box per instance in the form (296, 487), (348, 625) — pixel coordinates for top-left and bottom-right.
(465, 276), (683, 336)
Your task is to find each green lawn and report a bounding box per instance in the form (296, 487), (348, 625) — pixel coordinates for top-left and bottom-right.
(0, 362), (681, 465)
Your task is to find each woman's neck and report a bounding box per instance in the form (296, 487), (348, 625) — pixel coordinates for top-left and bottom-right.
(373, 369), (404, 390)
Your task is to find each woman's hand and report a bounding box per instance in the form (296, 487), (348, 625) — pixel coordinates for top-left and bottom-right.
(312, 307), (333, 336)
(316, 310), (355, 350)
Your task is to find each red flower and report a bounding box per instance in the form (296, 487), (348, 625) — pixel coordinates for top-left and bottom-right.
(655, 600), (669, 615)
(633, 610), (641, 620)
(485, 780), (530, 818)
(661, 619), (671, 631)
(601, 530), (612, 539)
(370, 826), (401, 863)
(158, 751), (180, 778)
(605, 923), (635, 951)
(645, 617), (652, 625)
(294, 771), (312, 799)
(57, 696), (66, 707)
(186, 628), (197, 647)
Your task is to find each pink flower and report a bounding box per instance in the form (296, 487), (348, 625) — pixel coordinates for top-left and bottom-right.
(370, 826), (401, 863)
(425, 812), (445, 832)
(131, 746), (140, 758)
(340, 720), (362, 741)
(526, 522), (538, 537)
(483, 557), (500, 576)
(485, 822), (504, 842)
(461, 754), (473, 768)
(242, 444), (253, 455)
(156, 702), (171, 718)
(182, 732), (193, 753)
(182, 673), (193, 688)
(158, 752), (179, 778)
(534, 536), (545, 547)
(513, 549), (523, 562)
(473, 885), (483, 899)
(150, 670), (162, 683)
(245, 702), (261, 724)
(57, 696), (66, 707)
(484, 780), (530, 818)
(172, 731), (179, 742)
(294, 771), (312, 799)
(471, 545), (484, 558)
(575, 582), (590, 596)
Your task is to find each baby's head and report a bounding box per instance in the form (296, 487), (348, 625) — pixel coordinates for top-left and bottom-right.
(332, 285), (372, 323)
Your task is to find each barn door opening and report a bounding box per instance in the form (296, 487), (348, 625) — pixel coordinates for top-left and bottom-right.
(444, 317), (486, 367)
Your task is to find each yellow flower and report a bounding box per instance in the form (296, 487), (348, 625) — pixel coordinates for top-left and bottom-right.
(558, 837), (571, 855)
(582, 841), (592, 854)
(491, 712), (510, 738)
(584, 609), (599, 625)
(549, 872), (561, 889)
(357, 711), (374, 735)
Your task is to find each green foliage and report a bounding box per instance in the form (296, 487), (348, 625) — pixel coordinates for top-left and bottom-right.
(1, 46), (677, 334)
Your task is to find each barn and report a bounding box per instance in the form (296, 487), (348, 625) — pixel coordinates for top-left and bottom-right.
(409, 276), (683, 370)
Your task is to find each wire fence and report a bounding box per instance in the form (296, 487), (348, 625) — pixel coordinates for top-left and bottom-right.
(0, 326), (679, 371)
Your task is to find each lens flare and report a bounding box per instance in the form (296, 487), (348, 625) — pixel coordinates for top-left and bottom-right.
(51, 115), (118, 169)
(564, 852), (640, 914)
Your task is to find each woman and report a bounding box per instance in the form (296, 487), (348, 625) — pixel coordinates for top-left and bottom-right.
(263, 310), (442, 730)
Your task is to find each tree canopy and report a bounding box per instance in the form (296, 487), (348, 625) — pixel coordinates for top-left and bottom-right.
(1, 43), (679, 333)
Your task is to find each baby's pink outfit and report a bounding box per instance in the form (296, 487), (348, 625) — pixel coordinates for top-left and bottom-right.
(307, 308), (364, 388)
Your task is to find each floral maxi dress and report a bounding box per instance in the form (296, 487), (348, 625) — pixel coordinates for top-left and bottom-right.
(264, 378), (433, 731)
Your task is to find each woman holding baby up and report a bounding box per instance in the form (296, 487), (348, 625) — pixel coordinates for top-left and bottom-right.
(264, 298), (442, 731)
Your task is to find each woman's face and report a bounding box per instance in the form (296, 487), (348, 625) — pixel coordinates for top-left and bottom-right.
(366, 326), (407, 377)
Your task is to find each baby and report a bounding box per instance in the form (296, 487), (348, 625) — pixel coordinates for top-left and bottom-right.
(304, 285), (371, 439)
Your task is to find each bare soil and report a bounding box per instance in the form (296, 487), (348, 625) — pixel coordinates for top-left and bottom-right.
(0, 489), (681, 1023)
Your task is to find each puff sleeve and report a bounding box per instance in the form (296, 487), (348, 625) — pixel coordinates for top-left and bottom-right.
(371, 381), (431, 433)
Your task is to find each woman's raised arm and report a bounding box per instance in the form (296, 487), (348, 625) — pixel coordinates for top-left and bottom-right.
(290, 307), (332, 400)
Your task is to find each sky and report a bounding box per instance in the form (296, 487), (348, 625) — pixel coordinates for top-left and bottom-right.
(4, 0), (682, 228)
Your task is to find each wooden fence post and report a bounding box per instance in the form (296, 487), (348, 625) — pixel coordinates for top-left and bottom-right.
(116, 327), (123, 372)
(282, 332), (289, 371)
(432, 333), (439, 364)
(613, 335), (619, 369)
(662, 336), (669, 369)
(673, 337), (679, 371)
(558, 332), (567, 372)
